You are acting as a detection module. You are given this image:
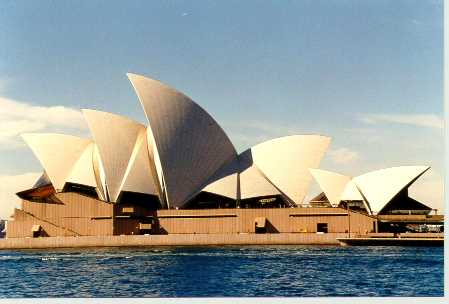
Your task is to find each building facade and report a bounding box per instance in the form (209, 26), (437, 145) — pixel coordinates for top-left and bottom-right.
(6, 73), (439, 239)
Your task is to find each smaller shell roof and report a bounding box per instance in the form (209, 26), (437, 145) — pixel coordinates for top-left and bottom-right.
(65, 142), (97, 189)
(82, 109), (149, 202)
(311, 166), (431, 215)
(340, 180), (364, 202)
(238, 149), (280, 200)
(119, 128), (158, 197)
(309, 169), (352, 206)
(202, 157), (239, 199)
(250, 135), (331, 205)
(353, 165), (430, 214)
(22, 133), (92, 192)
(202, 135), (331, 204)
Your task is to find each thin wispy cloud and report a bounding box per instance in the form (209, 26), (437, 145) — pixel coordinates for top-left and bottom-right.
(358, 113), (444, 129)
(328, 147), (359, 165)
(342, 127), (383, 144)
(0, 96), (87, 149)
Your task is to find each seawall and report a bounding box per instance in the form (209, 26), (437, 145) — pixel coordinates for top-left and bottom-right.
(0, 233), (349, 249)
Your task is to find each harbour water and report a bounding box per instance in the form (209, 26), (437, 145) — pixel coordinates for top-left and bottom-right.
(0, 245), (443, 297)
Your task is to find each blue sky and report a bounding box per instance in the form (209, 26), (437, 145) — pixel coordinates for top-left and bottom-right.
(0, 0), (444, 217)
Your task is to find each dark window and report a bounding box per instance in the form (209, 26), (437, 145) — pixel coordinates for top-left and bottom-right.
(118, 192), (161, 210)
(317, 223), (328, 233)
(63, 183), (99, 199)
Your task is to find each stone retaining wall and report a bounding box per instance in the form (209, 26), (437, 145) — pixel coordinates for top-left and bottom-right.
(0, 233), (350, 249)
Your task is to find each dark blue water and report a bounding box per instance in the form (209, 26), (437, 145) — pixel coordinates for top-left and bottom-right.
(0, 246), (443, 297)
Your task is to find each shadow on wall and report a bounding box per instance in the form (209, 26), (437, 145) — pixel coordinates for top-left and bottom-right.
(255, 219), (279, 234)
(266, 220), (279, 233)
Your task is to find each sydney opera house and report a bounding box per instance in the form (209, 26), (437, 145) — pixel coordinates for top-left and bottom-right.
(5, 73), (441, 239)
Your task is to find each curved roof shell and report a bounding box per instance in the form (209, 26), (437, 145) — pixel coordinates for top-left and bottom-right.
(353, 166), (430, 214)
(119, 128), (158, 197)
(309, 169), (352, 206)
(238, 149), (280, 200)
(202, 135), (330, 204)
(127, 73), (237, 208)
(202, 158), (239, 199)
(20, 73), (336, 209)
(251, 135), (331, 205)
(21, 133), (92, 192)
(340, 180), (364, 202)
(66, 142), (97, 189)
(82, 109), (156, 202)
(239, 166), (280, 200)
(310, 166), (430, 214)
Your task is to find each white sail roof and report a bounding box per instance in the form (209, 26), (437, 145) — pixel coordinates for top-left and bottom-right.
(82, 109), (147, 202)
(340, 180), (364, 202)
(311, 166), (431, 214)
(66, 142), (97, 188)
(353, 166), (430, 214)
(309, 169), (352, 206)
(251, 135), (331, 205)
(203, 136), (332, 203)
(238, 150), (280, 200)
(21, 74), (344, 209)
(21, 133), (92, 191)
(239, 166), (280, 200)
(202, 158), (239, 199)
(119, 128), (157, 197)
(127, 73), (237, 208)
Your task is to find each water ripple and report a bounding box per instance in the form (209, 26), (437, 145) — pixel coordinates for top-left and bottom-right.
(0, 245), (443, 297)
